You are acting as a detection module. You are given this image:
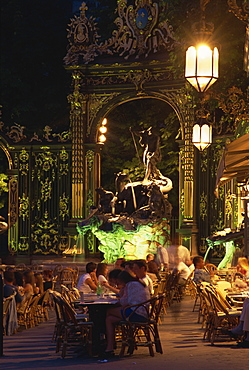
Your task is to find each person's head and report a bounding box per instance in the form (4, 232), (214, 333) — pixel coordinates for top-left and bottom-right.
(132, 259), (147, 278)
(34, 273), (44, 294)
(4, 270), (15, 284)
(123, 261), (136, 276)
(96, 262), (108, 278)
(114, 258), (126, 270)
(193, 256), (205, 269)
(108, 268), (122, 285)
(146, 254), (154, 262)
(23, 270), (35, 288)
(116, 270), (136, 287)
(86, 262), (97, 274)
(43, 269), (52, 281)
(14, 271), (24, 286)
(237, 257), (249, 270)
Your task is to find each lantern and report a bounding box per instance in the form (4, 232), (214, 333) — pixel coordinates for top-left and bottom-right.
(185, 44), (219, 93)
(192, 119), (212, 151)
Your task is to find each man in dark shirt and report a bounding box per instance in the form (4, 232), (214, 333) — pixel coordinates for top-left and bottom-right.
(3, 270), (23, 303)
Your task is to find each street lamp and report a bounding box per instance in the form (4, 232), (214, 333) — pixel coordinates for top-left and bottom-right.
(185, 0), (219, 150)
(97, 118), (107, 144)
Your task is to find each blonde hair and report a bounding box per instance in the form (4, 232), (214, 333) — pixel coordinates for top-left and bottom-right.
(237, 257), (249, 271)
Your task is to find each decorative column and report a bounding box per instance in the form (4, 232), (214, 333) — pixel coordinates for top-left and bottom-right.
(68, 71), (86, 219)
(180, 102), (199, 255)
(7, 171), (19, 254)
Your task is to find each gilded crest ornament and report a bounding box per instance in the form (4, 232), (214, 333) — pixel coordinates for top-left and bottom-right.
(64, 1), (179, 65)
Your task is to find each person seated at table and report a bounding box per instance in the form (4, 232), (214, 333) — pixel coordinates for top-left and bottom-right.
(14, 271), (24, 289)
(132, 259), (154, 295)
(77, 262), (98, 293)
(101, 268), (121, 295)
(233, 272), (248, 289)
(193, 256), (212, 284)
(114, 257), (126, 270)
(226, 297), (249, 348)
(96, 262), (109, 284)
(146, 254), (161, 281)
(173, 258), (191, 291)
(237, 257), (249, 278)
(96, 262), (116, 294)
(43, 269), (53, 291)
(188, 256), (195, 276)
(23, 270), (35, 298)
(34, 273), (44, 295)
(123, 260), (136, 277)
(104, 270), (150, 358)
(3, 271), (23, 303)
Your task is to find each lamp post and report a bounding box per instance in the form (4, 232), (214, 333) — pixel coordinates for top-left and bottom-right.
(185, 0), (219, 151)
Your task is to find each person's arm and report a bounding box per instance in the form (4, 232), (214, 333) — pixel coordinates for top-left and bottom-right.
(101, 281), (119, 294)
(85, 278), (97, 291)
(89, 271), (98, 286)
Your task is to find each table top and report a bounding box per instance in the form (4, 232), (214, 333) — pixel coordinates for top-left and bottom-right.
(76, 293), (119, 305)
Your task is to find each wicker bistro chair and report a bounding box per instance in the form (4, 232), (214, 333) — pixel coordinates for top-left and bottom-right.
(58, 268), (76, 289)
(50, 291), (92, 358)
(118, 294), (164, 357)
(204, 285), (241, 345)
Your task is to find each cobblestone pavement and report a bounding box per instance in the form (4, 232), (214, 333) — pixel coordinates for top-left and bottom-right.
(1, 296), (247, 370)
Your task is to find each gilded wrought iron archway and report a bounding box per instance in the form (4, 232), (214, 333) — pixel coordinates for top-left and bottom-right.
(64, 0), (198, 253)
(0, 0), (247, 260)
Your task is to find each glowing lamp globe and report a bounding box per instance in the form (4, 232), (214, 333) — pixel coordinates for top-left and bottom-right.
(98, 134), (106, 143)
(185, 44), (219, 93)
(192, 121), (212, 151)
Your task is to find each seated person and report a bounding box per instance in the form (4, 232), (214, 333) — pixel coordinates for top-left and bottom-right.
(104, 270), (150, 358)
(23, 270), (35, 298)
(114, 257), (126, 270)
(34, 273), (44, 295)
(233, 272), (248, 289)
(132, 259), (154, 295)
(43, 269), (53, 291)
(146, 254), (161, 281)
(173, 258), (191, 286)
(77, 262), (98, 293)
(236, 257), (249, 278)
(96, 262), (109, 284)
(101, 268), (121, 295)
(226, 297), (249, 348)
(3, 271), (23, 303)
(193, 256), (212, 284)
(123, 260), (136, 277)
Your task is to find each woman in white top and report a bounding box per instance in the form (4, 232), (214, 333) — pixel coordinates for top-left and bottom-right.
(96, 262), (108, 284)
(76, 262), (98, 293)
(97, 262), (120, 294)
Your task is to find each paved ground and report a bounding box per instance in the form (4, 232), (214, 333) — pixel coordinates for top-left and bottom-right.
(1, 296), (248, 370)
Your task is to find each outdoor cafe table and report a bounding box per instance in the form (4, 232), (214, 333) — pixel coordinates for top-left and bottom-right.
(226, 290), (249, 308)
(74, 294), (119, 355)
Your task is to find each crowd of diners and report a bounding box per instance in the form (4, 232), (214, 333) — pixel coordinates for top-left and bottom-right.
(75, 234), (249, 356)
(2, 233), (249, 354)
(3, 267), (53, 309)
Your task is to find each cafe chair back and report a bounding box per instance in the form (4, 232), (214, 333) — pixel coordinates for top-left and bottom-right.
(202, 285), (241, 345)
(118, 293), (165, 357)
(49, 291), (93, 358)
